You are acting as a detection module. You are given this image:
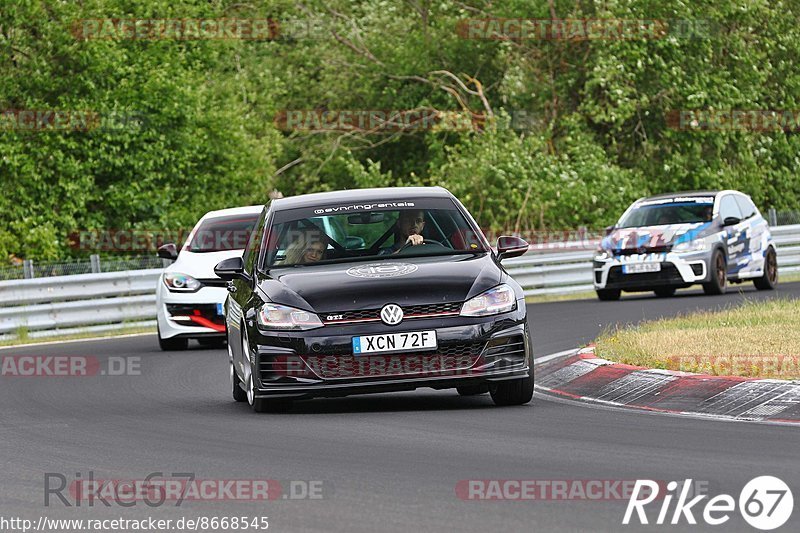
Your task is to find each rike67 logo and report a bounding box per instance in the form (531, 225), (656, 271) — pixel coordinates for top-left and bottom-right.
(624, 476), (793, 530)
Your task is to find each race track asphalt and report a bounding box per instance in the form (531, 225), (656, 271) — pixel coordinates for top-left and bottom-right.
(1, 282), (798, 532)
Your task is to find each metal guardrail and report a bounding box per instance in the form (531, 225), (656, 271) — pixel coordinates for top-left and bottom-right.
(1, 224), (799, 340)
(504, 224), (800, 296)
(0, 269), (161, 339)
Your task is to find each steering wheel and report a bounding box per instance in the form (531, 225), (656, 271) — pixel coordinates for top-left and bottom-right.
(397, 238), (446, 253)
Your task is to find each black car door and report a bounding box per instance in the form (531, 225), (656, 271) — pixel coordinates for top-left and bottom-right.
(228, 207), (267, 376)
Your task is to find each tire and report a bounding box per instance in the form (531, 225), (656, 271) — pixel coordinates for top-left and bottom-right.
(490, 367), (534, 406)
(654, 287), (676, 298)
(242, 326), (292, 413)
(231, 363), (247, 402)
(157, 325), (188, 351)
(457, 384), (489, 396)
(754, 247), (778, 290)
(596, 289), (621, 301)
(702, 249), (727, 295)
(247, 374), (292, 413)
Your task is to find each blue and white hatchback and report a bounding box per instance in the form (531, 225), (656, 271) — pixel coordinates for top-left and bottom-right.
(593, 190), (778, 300)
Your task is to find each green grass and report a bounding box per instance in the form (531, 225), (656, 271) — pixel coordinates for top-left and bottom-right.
(525, 290), (597, 303)
(595, 298), (800, 379)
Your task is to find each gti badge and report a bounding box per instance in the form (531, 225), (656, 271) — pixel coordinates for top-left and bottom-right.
(380, 304), (404, 325)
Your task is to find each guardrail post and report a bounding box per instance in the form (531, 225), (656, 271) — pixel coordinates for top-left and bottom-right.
(768, 208), (778, 227)
(90, 254), (101, 273)
(578, 226), (587, 249)
(23, 259), (34, 279)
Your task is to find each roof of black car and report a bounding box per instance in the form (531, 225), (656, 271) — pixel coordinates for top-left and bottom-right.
(270, 186), (453, 210)
(641, 190), (721, 201)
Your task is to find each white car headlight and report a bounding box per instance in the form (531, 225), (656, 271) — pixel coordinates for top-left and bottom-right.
(163, 272), (202, 292)
(673, 239), (708, 253)
(594, 250), (611, 261)
(460, 284), (517, 317)
(257, 303), (324, 330)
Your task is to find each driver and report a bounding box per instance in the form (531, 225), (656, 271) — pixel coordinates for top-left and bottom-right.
(381, 210), (426, 254)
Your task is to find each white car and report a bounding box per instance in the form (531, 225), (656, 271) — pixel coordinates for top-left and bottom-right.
(155, 205), (264, 350)
(593, 190), (777, 300)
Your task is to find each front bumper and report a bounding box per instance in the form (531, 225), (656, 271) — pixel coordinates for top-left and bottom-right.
(156, 284), (228, 339)
(247, 304), (531, 399)
(593, 251), (711, 291)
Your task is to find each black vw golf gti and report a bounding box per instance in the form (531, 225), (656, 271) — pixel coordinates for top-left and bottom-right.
(215, 187), (533, 412)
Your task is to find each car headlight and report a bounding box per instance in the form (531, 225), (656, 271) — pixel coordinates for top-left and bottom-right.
(594, 249), (611, 261)
(257, 303), (324, 330)
(460, 284), (517, 317)
(163, 272), (202, 292)
(673, 239), (708, 253)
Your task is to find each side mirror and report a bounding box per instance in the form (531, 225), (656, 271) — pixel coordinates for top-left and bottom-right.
(496, 236), (529, 261)
(722, 216), (741, 227)
(214, 256), (245, 281)
(157, 243), (178, 261)
(604, 225), (616, 236)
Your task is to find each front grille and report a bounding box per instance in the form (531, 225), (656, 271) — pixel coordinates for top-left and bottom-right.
(614, 245), (672, 255)
(322, 302), (462, 324)
(302, 351), (480, 379)
(440, 341), (485, 358)
(256, 337), (528, 381)
(606, 264), (683, 287)
(259, 340), (485, 381)
(165, 303), (225, 326)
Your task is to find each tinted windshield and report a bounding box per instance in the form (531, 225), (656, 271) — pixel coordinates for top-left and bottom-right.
(618, 198), (715, 228)
(264, 200), (488, 267)
(187, 213), (260, 252)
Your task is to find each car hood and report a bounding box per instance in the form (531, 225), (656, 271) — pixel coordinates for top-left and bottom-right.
(166, 249), (245, 279)
(603, 222), (714, 252)
(259, 253), (501, 312)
